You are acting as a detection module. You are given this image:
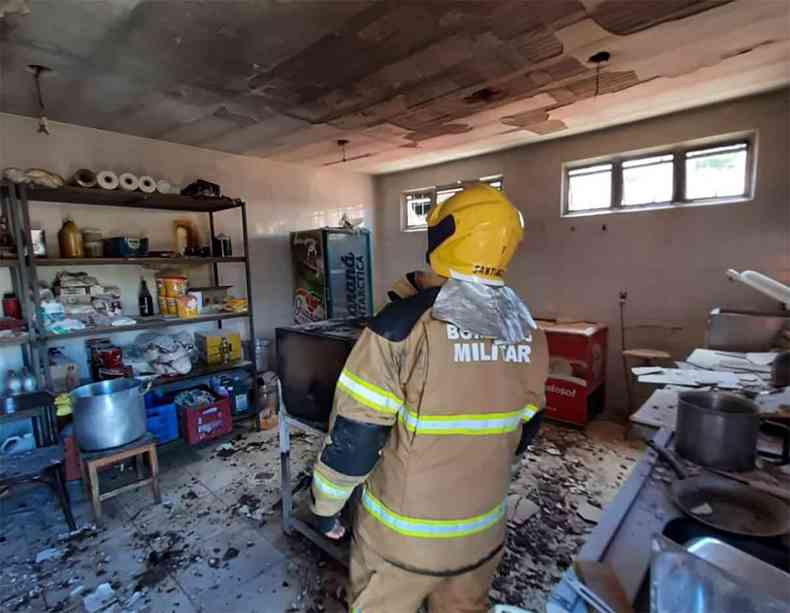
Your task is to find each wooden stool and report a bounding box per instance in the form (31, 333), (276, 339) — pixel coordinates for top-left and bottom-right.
(80, 433), (161, 521)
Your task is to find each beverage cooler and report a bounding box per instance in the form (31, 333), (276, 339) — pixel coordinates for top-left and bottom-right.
(290, 228), (373, 324)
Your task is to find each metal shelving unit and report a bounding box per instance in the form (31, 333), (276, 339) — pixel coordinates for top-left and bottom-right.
(0, 180), (261, 427)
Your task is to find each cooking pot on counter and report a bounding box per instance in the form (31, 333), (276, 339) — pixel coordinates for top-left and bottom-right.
(675, 391), (759, 472)
(70, 378), (151, 451)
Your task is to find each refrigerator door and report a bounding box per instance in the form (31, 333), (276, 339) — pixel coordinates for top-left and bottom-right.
(325, 230), (372, 319)
(291, 230), (327, 324)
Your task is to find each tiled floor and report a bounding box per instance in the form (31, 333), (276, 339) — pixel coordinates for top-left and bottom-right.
(1, 421), (640, 613)
(0, 425), (329, 613)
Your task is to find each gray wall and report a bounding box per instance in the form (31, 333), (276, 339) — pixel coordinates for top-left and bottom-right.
(373, 89), (790, 416)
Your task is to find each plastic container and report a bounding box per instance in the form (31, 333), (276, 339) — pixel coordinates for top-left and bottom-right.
(162, 276), (188, 298)
(103, 237), (149, 257)
(155, 278), (166, 297)
(82, 229), (103, 257)
(176, 294), (199, 319)
(158, 296), (169, 315)
(254, 338), (271, 372)
(165, 297), (177, 315)
(179, 395), (232, 445)
(146, 403), (179, 444)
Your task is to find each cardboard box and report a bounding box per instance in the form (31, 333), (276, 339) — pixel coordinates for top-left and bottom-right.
(195, 332), (241, 365)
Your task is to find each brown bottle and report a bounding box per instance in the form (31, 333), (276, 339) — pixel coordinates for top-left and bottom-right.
(58, 218), (84, 258)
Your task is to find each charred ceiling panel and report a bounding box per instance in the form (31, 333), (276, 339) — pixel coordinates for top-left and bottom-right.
(0, 0), (786, 173)
(591, 0), (734, 35)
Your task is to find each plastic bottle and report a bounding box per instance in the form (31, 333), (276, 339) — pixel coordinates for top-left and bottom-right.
(21, 368), (37, 393)
(5, 370), (22, 396)
(139, 278), (154, 317)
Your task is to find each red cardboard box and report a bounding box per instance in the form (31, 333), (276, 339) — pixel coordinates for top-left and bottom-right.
(538, 321), (608, 427)
(180, 396), (232, 445)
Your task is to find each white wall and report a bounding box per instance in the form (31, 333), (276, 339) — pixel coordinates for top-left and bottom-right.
(0, 113), (374, 377)
(374, 89), (790, 416)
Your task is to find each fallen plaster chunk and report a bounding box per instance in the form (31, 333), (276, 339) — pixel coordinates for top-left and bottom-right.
(83, 582), (115, 612)
(35, 547), (63, 564)
(690, 502), (713, 516)
(577, 501), (602, 524)
(507, 494), (540, 525)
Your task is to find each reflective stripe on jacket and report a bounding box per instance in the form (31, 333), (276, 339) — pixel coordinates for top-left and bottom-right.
(311, 290), (549, 574)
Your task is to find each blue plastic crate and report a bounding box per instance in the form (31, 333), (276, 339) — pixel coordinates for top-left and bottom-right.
(144, 394), (179, 444)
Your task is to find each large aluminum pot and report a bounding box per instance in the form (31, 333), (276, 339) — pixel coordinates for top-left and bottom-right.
(70, 378), (151, 451)
(676, 391), (758, 472)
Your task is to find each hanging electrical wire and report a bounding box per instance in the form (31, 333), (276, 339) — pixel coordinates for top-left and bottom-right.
(588, 51), (611, 97)
(28, 64), (52, 135)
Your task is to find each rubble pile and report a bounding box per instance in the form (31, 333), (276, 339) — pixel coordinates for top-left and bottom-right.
(493, 422), (640, 611)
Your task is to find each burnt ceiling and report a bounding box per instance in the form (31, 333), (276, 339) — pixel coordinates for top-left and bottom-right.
(1, 0), (788, 173)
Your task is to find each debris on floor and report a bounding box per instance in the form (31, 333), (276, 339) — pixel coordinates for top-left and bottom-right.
(492, 421), (641, 611)
(0, 420), (639, 613)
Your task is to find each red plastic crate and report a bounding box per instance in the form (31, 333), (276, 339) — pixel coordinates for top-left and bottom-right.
(180, 397), (232, 445)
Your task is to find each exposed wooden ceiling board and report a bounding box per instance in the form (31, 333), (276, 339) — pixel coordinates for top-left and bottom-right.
(406, 123), (474, 143)
(523, 118), (568, 135)
(490, 0), (588, 40)
(565, 70), (642, 98)
(591, 0), (734, 35)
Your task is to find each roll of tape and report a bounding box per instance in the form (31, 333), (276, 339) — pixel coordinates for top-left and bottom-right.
(97, 170), (119, 190)
(70, 169), (97, 188)
(138, 176), (156, 193)
(119, 172), (139, 191)
(156, 179), (172, 194)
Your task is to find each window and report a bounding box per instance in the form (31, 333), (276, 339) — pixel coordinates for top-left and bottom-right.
(562, 134), (754, 217)
(402, 175), (504, 231)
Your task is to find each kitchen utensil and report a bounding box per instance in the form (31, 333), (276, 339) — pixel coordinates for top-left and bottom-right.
(647, 440), (790, 537)
(58, 218), (84, 258)
(772, 351), (790, 388)
(675, 391), (758, 471)
(70, 378), (151, 451)
(707, 468), (790, 501)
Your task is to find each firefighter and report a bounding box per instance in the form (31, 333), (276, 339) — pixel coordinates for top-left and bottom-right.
(309, 183), (549, 613)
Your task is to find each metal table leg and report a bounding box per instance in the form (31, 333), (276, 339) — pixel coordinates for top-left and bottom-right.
(279, 400), (293, 535)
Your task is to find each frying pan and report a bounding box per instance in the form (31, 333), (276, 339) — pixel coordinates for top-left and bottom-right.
(647, 440), (790, 537)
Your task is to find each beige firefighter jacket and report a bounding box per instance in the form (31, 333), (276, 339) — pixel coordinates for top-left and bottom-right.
(311, 285), (549, 575)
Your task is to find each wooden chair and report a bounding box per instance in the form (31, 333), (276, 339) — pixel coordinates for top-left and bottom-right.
(79, 433), (161, 521)
(0, 392), (76, 531)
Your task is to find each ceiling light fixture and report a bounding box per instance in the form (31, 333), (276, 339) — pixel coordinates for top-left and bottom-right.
(588, 51), (611, 97)
(27, 64), (53, 135)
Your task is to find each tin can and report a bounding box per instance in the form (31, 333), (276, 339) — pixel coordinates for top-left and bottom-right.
(2, 293), (21, 319)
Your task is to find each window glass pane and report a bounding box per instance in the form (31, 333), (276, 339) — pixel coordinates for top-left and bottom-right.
(622, 154), (674, 206)
(404, 191), (433, 228)
(685, 145), (748, 200)
(567, 164), (612, 211)
(436, 187), (462, 205)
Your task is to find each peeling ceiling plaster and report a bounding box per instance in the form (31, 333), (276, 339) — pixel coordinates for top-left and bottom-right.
(0, 0), (788, 174)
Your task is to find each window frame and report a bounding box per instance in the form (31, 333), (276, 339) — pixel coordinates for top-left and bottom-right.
(401, 175), (504, 232)
(561, 132), (756, 218)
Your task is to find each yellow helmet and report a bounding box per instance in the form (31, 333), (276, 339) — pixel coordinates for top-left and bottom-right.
(426, 183), (524, 285)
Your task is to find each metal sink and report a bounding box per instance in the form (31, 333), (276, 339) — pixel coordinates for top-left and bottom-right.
(632, 517), (790, 612)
